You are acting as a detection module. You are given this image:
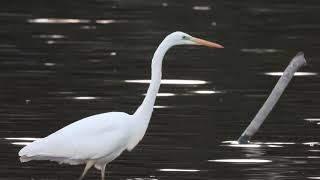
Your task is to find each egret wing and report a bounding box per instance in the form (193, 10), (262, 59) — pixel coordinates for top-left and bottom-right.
(19, 112), (131, 164)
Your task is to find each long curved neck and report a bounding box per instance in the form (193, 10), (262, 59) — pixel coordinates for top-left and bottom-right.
(134, 39), (172, 118)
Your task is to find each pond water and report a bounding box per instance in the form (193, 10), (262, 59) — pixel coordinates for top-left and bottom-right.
(0, 0), (320, 179)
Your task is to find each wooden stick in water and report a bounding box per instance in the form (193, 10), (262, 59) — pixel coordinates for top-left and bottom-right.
(238, 52), (307, 144)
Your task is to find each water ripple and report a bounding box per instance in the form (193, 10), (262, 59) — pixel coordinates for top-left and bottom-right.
(192, 90), (226, 94)
(124, 79), (208, 85)
(28, 18), (90, 24)
(264, 72), (318, 76)
(158, 169), (201, 172)
(241, 48), (283, 54)
(192, 6), (211, 11)
(209, 159), (272, 163)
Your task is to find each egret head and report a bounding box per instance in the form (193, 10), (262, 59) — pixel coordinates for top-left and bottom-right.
(165, 31), (224, 48)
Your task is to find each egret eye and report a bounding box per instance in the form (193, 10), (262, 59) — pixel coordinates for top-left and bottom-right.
(182, 35), (187, 39)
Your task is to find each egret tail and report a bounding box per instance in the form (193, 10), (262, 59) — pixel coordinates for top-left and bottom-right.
(238, 52), (307, 144)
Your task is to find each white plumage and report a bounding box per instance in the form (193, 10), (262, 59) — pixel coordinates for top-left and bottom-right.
(20, 112), (131, 168)
(18, 31), (223, 180)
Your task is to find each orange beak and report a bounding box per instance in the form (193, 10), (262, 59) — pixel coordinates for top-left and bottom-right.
(192, 37), (224, 48)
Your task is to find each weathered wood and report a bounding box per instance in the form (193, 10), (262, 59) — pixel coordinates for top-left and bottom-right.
(238, 52), (307, 144)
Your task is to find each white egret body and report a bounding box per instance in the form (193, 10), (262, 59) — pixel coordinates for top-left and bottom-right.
(18, 31), (223, 180)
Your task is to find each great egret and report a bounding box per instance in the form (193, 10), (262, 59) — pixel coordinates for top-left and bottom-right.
(18, 31), (223, 180)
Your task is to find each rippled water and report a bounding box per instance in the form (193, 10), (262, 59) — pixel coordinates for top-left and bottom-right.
(1, 0), (320, 179)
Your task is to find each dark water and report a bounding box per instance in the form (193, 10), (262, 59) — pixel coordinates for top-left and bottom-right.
(1, 0), (320, 179)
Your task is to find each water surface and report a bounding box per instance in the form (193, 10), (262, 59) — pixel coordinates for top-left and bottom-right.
(0, 0), (320, 179)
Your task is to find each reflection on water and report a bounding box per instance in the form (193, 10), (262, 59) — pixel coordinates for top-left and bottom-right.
(153, 105), (173, 109)
(1, 0), (320, 179)
(304, 118), (320, 122)
(124, 79), (208, 85)
(11, 142), (32, 146)
(72, 96), (99, 100)
(241, 48), (283, 54)
(192, 6), (211, 11)
(162, 3), (168, 7)
(145, 93), (176, 97)
(5, 137), (39, 141)
(127, 177), (158, 180)
(109, 52), (117, 56)
(192, 90), (225, 94)
(36, 34), (65, 39)
(210, 159), (272, 163)
(264, 72), (318, 76)
(303, 142), (320, 147)
(222, 141), (284, 147)
(43, 62), (56, 66)
(95, 19), (116, 24)
(46, 40), (55, 44)
(28, 18), (90, 24)
(158, 169), (200, 172)
(5, 137), (39, 146)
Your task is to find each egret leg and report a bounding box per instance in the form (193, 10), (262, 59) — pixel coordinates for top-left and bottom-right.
(79, 160), (95, 180)
(101, 163), (107, 180)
